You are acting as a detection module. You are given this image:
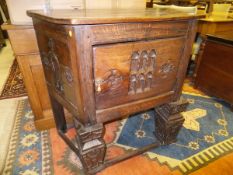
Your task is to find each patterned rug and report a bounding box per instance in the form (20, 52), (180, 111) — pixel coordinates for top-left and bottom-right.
(116, 93), (233, 174)
(0, 59), (27, 99)
(2, 92), (233, 175)
(2, 100), (53, 175)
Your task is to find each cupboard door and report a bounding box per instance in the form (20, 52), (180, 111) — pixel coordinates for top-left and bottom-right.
(94, 37), (185, 109)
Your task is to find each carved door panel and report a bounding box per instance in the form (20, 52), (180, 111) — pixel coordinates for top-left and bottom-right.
(93, 37), (186, 109)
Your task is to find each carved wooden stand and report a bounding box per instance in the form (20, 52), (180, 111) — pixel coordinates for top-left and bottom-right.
(49, 96), (106, 174)
(155, 99), (189, 145)
(50, 94), (188, 174)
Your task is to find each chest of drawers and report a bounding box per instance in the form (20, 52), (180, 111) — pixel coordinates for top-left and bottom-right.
(28, 8), (203, 174)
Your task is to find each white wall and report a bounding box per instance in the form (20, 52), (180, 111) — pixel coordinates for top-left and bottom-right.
(6, 0), (146, 24)
(6, 0), (84, 24)
(85, 0), (145, 9)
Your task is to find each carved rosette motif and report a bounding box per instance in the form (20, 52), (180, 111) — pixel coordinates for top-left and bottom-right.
(129, 49), (156, 94)
(159, 61), (175, 78)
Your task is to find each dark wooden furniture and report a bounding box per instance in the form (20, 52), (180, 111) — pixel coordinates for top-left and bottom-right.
(28, 8), (204, 174)
(193, 14), (233, 79)
(195, 32), (233, 110)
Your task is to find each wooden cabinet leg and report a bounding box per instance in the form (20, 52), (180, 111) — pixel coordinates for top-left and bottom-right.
(73, 119), (106, 173)
(49, 95), (67, 133)
(154, 99), (189, 145)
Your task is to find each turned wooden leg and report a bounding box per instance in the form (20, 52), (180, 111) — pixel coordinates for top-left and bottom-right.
(154, 99), (189, 145)
(49, 95), (67, 133)
(73, 119), (106, 173)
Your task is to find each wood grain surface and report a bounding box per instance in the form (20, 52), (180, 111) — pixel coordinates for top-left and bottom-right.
(27, 8), (205, 25)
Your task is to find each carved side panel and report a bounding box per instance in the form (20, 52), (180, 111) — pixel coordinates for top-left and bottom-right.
(41, 38), (64, 93)
(129, 49), (156, 94)
(40, 36), (77, 107)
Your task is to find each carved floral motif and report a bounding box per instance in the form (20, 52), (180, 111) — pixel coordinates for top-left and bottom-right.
(159, 61), (175, 78)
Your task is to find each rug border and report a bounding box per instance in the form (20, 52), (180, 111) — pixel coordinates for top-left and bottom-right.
(2, 99), (25, 174)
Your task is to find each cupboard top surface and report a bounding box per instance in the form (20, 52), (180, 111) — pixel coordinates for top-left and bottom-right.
(27, 8), (205, 25)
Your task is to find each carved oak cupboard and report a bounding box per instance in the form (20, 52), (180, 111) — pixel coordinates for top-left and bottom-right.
(28, 8), (204, 174)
